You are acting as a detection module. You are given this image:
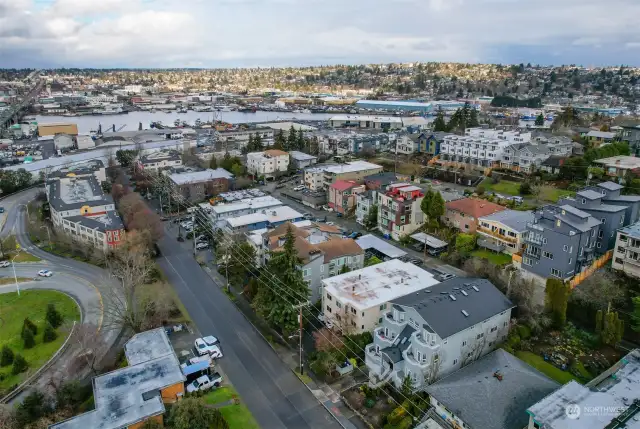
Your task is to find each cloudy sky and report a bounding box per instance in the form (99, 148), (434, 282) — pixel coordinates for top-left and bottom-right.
(1, 0), (639, 68)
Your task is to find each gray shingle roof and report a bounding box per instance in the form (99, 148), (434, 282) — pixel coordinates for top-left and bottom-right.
(598, 181), (624, 191)
(577, 189), (604, 200)
(479, 209), (534, 233)
(392, 278), (513, 339)
(426, 349), (560, 429)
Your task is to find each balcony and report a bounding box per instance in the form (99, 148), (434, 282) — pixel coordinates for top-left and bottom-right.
(524, 234), (543, 245)
(385, 312), (406, 328)
(375, 327), (396, 345)
(404, 349), (429, 369)
(413, 332), (441, 351)
(477, 226), (517, 244)
(527, 222), (544, 232)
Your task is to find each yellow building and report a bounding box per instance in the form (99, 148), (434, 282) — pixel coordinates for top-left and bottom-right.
(49, 329), (185, 429)
(38, 122), (78, 137)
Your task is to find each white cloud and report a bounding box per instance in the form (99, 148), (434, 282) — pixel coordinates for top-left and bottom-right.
(0, 0), (639, 67)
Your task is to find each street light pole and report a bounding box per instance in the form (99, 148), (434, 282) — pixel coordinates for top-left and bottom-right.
(11, 251), (21, 296)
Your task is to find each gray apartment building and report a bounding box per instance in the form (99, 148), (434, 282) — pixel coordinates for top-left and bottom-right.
(522, 205), (601, 282)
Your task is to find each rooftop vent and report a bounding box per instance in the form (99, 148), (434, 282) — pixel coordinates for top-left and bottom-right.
(449, 294), (456, 301)
(440, 292), (448, 295)
(462, 310), (469, 317)
(461, 290), (468, 296)
(472, 285), (479, 292)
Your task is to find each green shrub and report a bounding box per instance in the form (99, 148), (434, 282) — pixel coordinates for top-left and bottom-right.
(516, 325), (532, 340)
(0, 345), (14, 367)
(22, 327), (35, 349)
(22, 317), (38, 336)
(506, 333), (521, 350)
(12, 354), (28, 374)
(43, 322), (58, 343)
(384, 416), (413, 429)
(386, 404), (407, 426)
(46, 303), (63, 328)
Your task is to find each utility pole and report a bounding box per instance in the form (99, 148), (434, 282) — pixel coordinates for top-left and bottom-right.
(292, 301), (310, 375)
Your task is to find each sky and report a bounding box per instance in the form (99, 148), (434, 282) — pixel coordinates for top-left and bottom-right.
(1, 0), (639, 68)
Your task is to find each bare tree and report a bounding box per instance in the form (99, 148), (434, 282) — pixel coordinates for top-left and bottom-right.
(570, 270), (625, 311)
(68, 323), (108, 376)
(461, 335), (487, 367)
(423, 353), (442, 385)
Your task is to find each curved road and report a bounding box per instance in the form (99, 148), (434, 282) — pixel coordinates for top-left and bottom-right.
(0, 188), (119, 403)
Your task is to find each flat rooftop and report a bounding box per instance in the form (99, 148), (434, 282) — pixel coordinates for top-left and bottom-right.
(289, 150), (318, 161)
(527, 349), (640, 429)
(48, 176), (112, 211)
(50, 328), (185, 429)
(322, 258), (438, 310)
(226, 205), (303, 227)
(619, 221), (640, 238)
(169, 168), (233, 185)
(594, 155), (640, 169)
(356, 234), (407, 258)
(209, 196), (282, 215)
(330, 114), (404, 123)
(323, 161), (383, 174)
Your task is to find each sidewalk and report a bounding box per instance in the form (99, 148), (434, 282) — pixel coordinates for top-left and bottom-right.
(201, 262), (366, 429)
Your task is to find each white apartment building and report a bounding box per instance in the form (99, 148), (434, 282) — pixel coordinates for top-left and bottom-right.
(197, 196), (283, 228)
(321, 259), (439, 334)
(246, 149), (289, 179)
(137, 151), (183, 172)
(356, 190), (378, 226)
(477, 209), (535, 254)
(465, 127), (532, 142)
(440, 128), (532, 168)
(612, 222), (640, 278)
(365, 278), (513, 390)
(303, 161), (383, 191)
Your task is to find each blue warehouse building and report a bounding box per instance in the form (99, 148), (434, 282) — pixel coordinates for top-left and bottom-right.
(355, 99), (434, 113)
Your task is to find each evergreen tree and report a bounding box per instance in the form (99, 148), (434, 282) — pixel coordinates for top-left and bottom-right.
(244, 134), (254, 154)
(534, 113), (545, 126)
(545, 279), (569, 328)
(286, 125), (297, 151)
(0, 345), (14, 367)
(296, 128), (305, 151)
(595, 309), (603, 334)
(46, 303), (63, 328)
(468, 107), (480, 127)
(169, 397), (229, 429)
(274, 129), (286, 150)
(209, 155), (218, 170)
(23, 327), (35, 349)
(253, 225), (310, 335)
(432, 109), (447, 132)
(12, 353), (28, 374)
(22, 317), (38, 336)
(364, 204), (378, 230)
(43, 322), (58, 343)
(427, 191), (445, 223)
(420, 189), (435, 221)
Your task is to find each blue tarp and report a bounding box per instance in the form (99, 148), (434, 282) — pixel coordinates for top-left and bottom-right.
(182, 360), (209, 376)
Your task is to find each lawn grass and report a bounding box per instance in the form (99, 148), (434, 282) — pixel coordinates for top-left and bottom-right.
(203, 386), (237, 405)
(482, 179), (521, 196)
(471, 249), (513, 266)
(203, 386), (260, 429)
(8, 252), (41, 263)
(0, 277), (32, 286)
(0, 290), (80, 393)
(539, 186), (575, 203)
(515, 351), (580, 384)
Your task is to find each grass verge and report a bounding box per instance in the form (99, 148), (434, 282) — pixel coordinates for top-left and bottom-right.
(0, 277), (33, 286)
(203, 386), (237, 404)
(203, 387), (260, 429)
(0, 290), (80, 393)
(515, 351), (581, 384)
(8, 253), (42, 263)
(471, 249), (513, 266)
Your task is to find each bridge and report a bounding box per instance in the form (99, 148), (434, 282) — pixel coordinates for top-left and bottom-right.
(1, 71), (44, 137)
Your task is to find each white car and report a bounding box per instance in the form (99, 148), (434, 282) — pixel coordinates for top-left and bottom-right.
(196, 242), (209, 250)
(38, 270), (53, 277)
(326, 222), (335, 226)
(0, 261), (10, 268)
(186, 373), (222, 393)
(195, 336), (222, 358)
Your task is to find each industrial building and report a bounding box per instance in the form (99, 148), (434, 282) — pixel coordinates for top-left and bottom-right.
(328, 115), (403, 130)
(38, 122), (78, 137)
(355, 99), (433, 113)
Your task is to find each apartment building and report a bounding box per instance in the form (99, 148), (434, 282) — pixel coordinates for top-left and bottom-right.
(443, 198), (506, 234)
(217, 127), (274, 145)
(477, 209), (535, 254)
(197, 195), (282, 228)
(137, 150), (182, 172)
(439, 128), (531, 167)
(377, 183), (425, 241)
(526, 349), (640, 429)
(585, 181), (640, 227)
(260, 222), (364, 301)
(289, 151), (318, 169)
(303, 161), (383, 191)
(168, 168), (234, 203)
(500, 143), (553, 173)
(592, 155), (640, 178)
(521, 205), (602, 282)
(49, 329), (185, 429)
(224, 206), (304, 234)
(246, 149), (290, 179)
(365, 277), (513, 389)
(356, 190), (379, 226)
(414, 132), (446, 156)
(612, 222), (640, 278)
(47, 176), (125, 250)
(328, 115), (403, 130)
(426, 350), (559, 429)
(322, 259), (439, 334)
(328, 180), (366, 215)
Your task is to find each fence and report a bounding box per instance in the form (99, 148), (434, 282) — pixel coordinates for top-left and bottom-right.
(569, 250), (613, 288)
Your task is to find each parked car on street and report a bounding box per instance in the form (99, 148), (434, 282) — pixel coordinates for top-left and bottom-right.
(0, 261), (10, 268)
(186, 373), (222, 393)
(194, 337), (220, 356)
(196, 242), (210, 250)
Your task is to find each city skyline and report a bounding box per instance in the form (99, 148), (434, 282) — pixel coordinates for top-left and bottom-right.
(1, 0), (639, 68)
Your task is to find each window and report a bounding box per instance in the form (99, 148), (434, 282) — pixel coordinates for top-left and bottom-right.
(336, 302), (342, 309)
(302, 269), (310, 278)
(523, 257), (533, 266)
(597, 242), (602, 249)
(453, 359), (458, 365)
(336, 314), (341, 321)
(598, 230), (603, 238)
(563, 245), (568, 251)
(543, 251), (554, 259)
(615, 257), (624, 264)
(378, 318), (383, 324)
(327, 294), (332, 301)
(568, 258), (572, 265)
(326, 305), (332, 313)
(476, 333), (484, 339)
(320, 265), (324, 273)
(462, 340), (467, 347)
(551, 268), (562, 278)
(581, 198), (586, 204)
(464, 224), (469, 230)
(490, 326), (497, 333)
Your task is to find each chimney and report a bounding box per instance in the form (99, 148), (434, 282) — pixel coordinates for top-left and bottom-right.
(359, 274), (361, 280)
(401, 278), (404, 284)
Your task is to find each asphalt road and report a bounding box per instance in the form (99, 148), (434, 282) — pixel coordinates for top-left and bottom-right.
(156, 235), (342, 429)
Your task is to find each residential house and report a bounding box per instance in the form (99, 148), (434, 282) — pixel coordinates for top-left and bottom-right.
(356, 190), (379, 226)
(246, 149), (290, 179)
(365, 277), (513, 389)
(620, 123), (640, 154)
(289, 151), (318, 169)
(612, 222), (640, 278)
(500, 143), (550, 173)
(47, 176), (125, 250)
(414, 132), (446, 156)
(304, 161), (383, 191)
(328, 180), (366, 215)
(526, 349), (640, 429)
(49, 329), (185, 429)
(589, 181), (640, 228)
(137, 150), (182, 172)
(540, 155), (567, 174)
(521, 205), (602, 283)
(261, 222), (364, 301)
(322, 259), (439, 334)
(224, 206), (303, 234)
(377, 183), (425, 241)
(592, 155), (640, 178)
(425, 350), (559, 429)
(168, 168), (234, 203)
(396, 133), (417, 155)
(586, 130), (616, 147)
(443, 198), (506, 234)
(196, 195), (282, 229)
(363, 172), (398, 190)
(439, 128), (530, 168)
(338, 133), (392, 155)
(477, 209), (535, 254)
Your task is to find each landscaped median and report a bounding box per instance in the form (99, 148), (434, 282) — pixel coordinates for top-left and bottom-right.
(0, 290), (80, 397)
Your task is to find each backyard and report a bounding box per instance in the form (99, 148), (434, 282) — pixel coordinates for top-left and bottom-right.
(203, 386), (259, 429)
(0, 290), (80, 394)
(470, 249), (512, 266)
(481, 179), (575, 203)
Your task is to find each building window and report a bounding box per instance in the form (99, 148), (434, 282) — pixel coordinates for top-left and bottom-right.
(543, 251), (554, 260)
(490, 326), (497, 332)
(601, 218), (606, 224)
(326, 305), (332, 313)
(563, 245), (568, 251)
(336, 301), (342, 309)
(598, 230), (604, 238)
(615, 257), (624, 264)
(462, 341), (467, 347)
(581, 198), (586, 204)
(327, 294), (332, 301)
(597, 242), (602, 249)
(476, 333), (484, 339)
(523, 257), (533, 266)
(551, 268), (562, 278)
(568, 258), (572, 265)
